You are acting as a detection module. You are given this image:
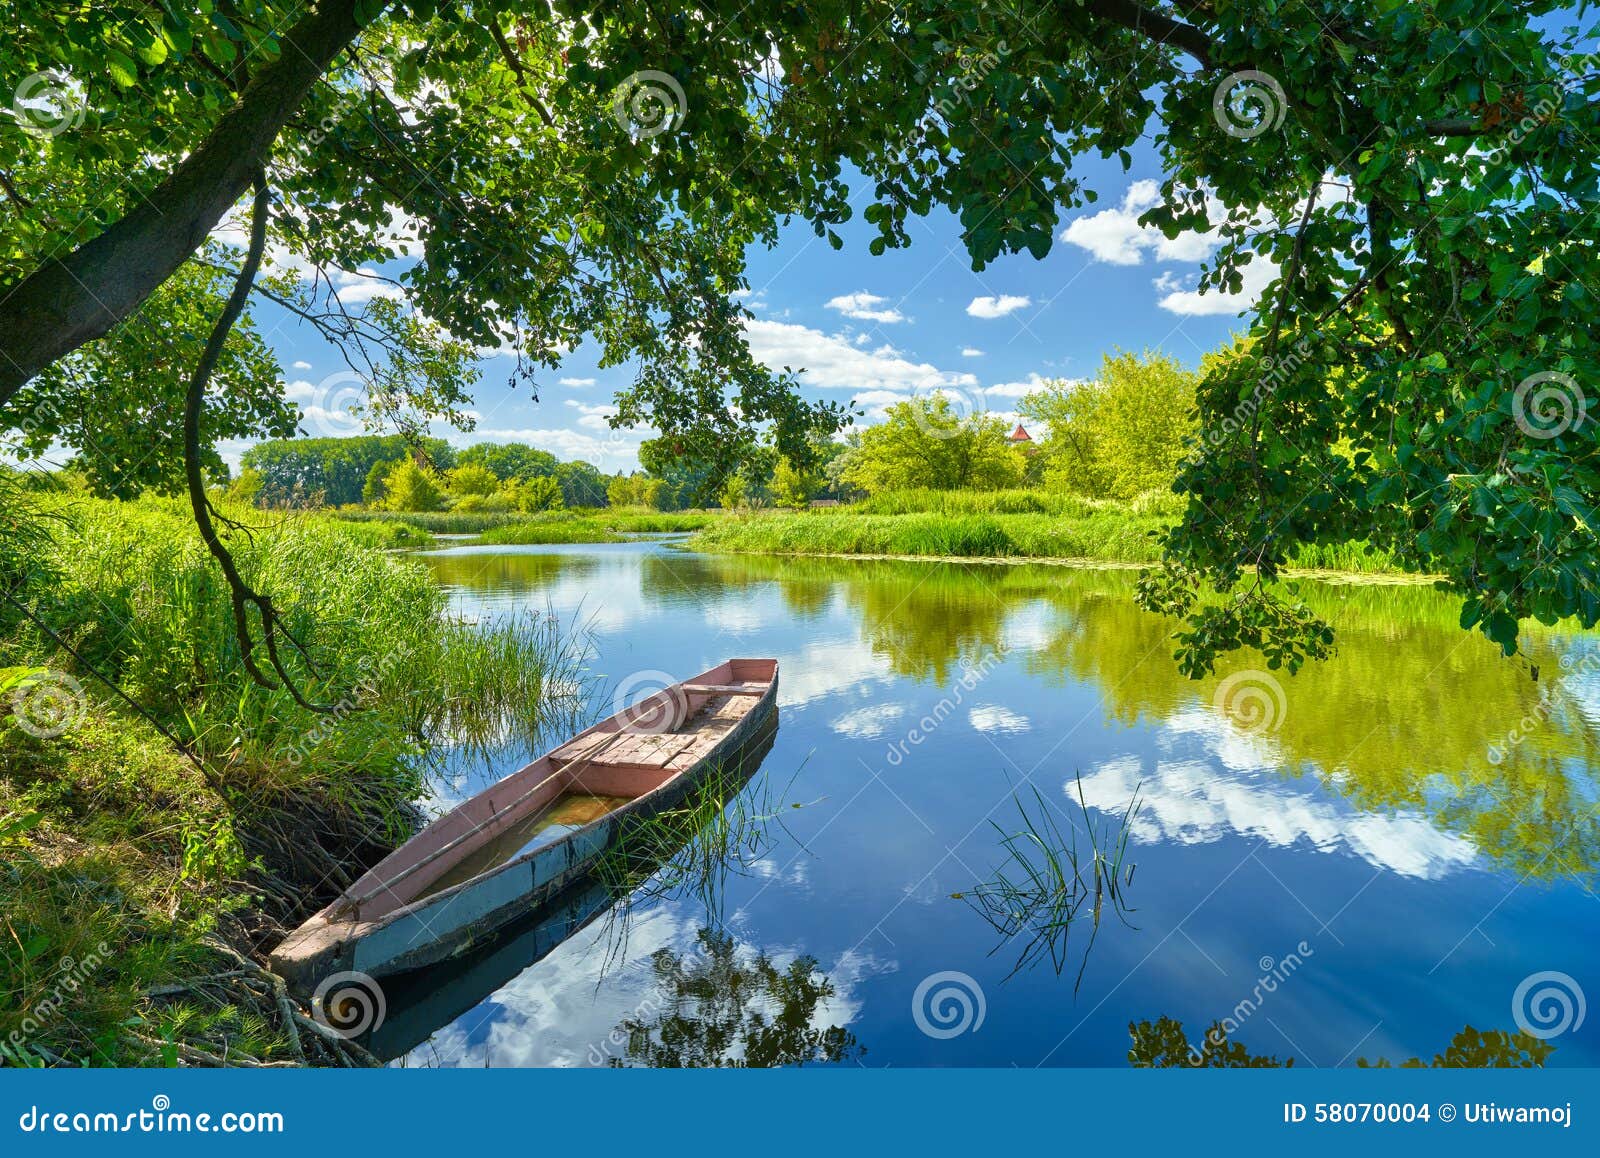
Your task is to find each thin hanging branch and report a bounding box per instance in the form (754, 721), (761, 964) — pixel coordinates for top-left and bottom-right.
(182, 170), (332, 713)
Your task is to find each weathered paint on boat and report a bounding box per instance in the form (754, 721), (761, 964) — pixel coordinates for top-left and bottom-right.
(270, 659), (779, 994)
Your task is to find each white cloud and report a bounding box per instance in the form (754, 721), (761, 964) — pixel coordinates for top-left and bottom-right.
(1077, 748), (1478, 880)
(960, 347), (984, 358)
(558, 377), (596, 387)
(985, 373), (1063, 400)
(291, 360), (312, 370)
(744, 319), (977, 394)
(969, 705), (1031, 734)
(966, 294), (1031, 319)
(831, 703), (908, 740)
(848, 389), (913, 420)
(563, 399), (620, 431)
(825, 291), (906, 324)
(849, 389), (912, 408)
(1060, 180), (1222, 266)
(1155, 259), (1279, 317)
(330, 267), (405, 306)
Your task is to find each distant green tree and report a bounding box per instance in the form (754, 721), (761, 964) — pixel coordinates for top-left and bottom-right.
(457, 442), (559, 482)
(1021, 352), (1199, 501)
(226, 467), (265, 507)
(841, 397), (1024, 493)
(362, 457), (399, 506)
(555, 460), (609, 508)
(446, 462), (501, 498)
(608, 473), (666, 510)
(638, 437), (729, 509)
(383, 457), (446, 512)
(243, 435), (454, 507)
(717, 474), (748, 510)
(505, 475), (564, 512)
(771, 455), (823, 508)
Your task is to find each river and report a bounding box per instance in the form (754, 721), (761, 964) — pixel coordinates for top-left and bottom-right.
(388, 540), (1599, 1067)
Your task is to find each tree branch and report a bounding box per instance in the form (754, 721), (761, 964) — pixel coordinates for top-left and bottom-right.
(1077, 0), (1215, 69)
(0, 0), (384, 404)
(182, 172), (331, 712)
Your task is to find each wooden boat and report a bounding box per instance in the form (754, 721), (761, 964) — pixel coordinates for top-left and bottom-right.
(271, 658), (779, 995)
(352, 718), (779, 1061)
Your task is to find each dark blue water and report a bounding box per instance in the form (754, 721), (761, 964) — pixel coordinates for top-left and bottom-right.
(396, 542), (1598, 1068)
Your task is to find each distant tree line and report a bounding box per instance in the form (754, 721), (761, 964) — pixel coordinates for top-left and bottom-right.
(236, 436), (610, 511)
(233, 351), (1199, 515)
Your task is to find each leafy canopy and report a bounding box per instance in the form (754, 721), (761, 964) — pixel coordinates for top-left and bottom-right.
(840, 397), (1026, 494)
(3, 1), (1597, 667)
(1021, 351), (1199, 502)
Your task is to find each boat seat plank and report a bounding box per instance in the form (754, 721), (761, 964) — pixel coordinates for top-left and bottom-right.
(588, 732), (698, 768)
(683, 683), (766, 695)
(550, 731), (613, 762)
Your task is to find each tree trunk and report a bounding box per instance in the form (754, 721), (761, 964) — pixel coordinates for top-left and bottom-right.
(0, 0), (383, 404)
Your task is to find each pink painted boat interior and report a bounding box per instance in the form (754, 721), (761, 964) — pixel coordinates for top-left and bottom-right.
(339, 659), (777, 920)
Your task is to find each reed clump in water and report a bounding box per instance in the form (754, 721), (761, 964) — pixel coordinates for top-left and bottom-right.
(961, 773), (1141, 989)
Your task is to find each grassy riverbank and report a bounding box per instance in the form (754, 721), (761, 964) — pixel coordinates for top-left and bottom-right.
(334, 507), (717, 545)
(474, 508), (718, 545)
(1, 489), (587, 1066)
(685, 489), (1406, 575)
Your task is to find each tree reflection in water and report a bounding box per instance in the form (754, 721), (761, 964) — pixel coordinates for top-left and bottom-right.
(1128, 1016), (1554, 1068)
(600, 929), (864, 1068)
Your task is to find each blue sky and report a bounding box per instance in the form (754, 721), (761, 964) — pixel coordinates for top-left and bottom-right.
(249, 138), (1258, 474)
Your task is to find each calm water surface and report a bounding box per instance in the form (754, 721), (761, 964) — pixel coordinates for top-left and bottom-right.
(393, 541), (1599, 1068)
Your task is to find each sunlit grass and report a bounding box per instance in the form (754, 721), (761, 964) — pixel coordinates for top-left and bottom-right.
(1, 491), (594, 1066)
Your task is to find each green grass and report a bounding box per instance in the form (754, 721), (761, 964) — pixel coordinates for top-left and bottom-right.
(476, 508), (721, 545)
(478, 519), (629, 545)
(322, 516), (434, 549)
(335, 509), (531, 534)
(336, 507), (720, 541)
(1, 491), (591, 1066)
(689, 507), (1171, 562)
(687, 488), (1405, 574)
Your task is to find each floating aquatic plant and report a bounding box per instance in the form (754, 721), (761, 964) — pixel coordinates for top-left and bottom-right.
(961, 772), (1141, 990)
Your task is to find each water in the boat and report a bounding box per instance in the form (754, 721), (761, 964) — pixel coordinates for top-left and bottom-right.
(417, 794), (632, 900)
(393, 540), (1598, 1069)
